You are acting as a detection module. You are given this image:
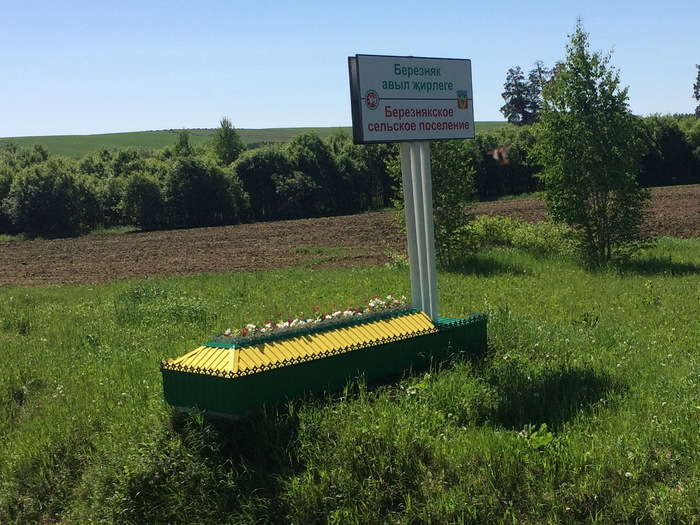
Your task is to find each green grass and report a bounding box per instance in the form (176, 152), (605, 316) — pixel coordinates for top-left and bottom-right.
(475, 120), (511, 132)
(2, 237), (699, 523)
(0, 233), (27, 243)
(0, 128), (352, 157)
(0, 123), (508, 157)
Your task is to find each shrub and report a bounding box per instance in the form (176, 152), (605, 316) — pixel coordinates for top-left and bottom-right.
(472, 128), (541, 200)
(0, 163), (15, 234)
(163, 157), (244, 228)
(638, 115), (700, 187)
(285, 131), (337, 216)
(326, 130), (394, 213)
(461, 215), (574, 256)
(273, 170), (318, 219)
(2, 157), (97, 236)
(122, 173), (165, 230)
(234, 144), (291, 221)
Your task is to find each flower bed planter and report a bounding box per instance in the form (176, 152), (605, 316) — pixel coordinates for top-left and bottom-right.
(161, 309), (487, 417)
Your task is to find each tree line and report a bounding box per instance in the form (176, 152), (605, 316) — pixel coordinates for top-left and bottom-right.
(0, 121), (394, 237)
(0, 87), (699, 243)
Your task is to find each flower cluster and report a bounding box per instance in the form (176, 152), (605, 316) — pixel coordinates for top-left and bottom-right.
(213, 293), (409, 345)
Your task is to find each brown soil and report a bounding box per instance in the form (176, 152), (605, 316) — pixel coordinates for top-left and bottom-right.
(472, 185), (700, 239)
(1, 185), (698, 287)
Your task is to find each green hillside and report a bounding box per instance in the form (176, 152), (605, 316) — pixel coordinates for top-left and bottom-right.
(0, 123), (508, 158)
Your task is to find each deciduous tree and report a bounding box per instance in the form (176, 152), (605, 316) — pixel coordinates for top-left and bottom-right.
(534, 21), (650, 266)
(173, 129), (193, 157)
(164, 157), (242, 228)
(3, 157), (97, 236)
(213, 117), (245, 165)
(233, 144), (290, 221)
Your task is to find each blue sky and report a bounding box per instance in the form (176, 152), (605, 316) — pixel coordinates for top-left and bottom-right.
(1, 0), (698, 137)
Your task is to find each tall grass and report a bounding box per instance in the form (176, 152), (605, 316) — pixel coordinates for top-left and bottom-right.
(2, 237), (700, 523)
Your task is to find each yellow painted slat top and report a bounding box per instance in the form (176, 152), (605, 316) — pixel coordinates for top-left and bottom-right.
(163, 310), (437, 378)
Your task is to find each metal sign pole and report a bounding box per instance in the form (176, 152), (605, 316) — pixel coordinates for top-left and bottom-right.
(400, 141), (439, 321)
(400, 142), (423, 310)
(418, 141), (439, 320)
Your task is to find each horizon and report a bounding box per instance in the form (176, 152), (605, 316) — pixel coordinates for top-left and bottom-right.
(2, 122), (514, 141)
(1, 0), (698, 137)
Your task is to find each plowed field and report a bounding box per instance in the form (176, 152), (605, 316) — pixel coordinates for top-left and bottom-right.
(1, 185), (698, 287)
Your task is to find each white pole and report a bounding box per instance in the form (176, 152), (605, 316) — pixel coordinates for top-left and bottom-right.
(418, 141), (439, 320)
(400, 142), (422, 309)
(410, 142), (428, 312)
(410, 142), (430, 317)
(399, 141), (439, 322)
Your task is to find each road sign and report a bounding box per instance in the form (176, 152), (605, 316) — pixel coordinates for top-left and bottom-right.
(349, 54), (474, 144)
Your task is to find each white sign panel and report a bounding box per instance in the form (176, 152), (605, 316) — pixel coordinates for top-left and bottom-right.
(349, 54), (474, 144)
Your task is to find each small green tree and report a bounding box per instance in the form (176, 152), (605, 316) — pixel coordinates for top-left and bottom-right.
(429, 140), (476, 266)
(212, 117), (245, 166)
(387, 140), (476, 267)
(534, 21), (650, 266)
(173, 129), (193, 157)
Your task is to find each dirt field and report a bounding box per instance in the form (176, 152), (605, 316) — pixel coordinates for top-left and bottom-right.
(1, 185), (698, 287)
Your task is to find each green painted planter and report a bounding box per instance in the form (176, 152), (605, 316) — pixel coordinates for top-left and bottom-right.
(161, 311), (487, 416)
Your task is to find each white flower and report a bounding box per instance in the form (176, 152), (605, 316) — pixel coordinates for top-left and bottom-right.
(222, 293), (407, 341)
(369, 298), (386, 309)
